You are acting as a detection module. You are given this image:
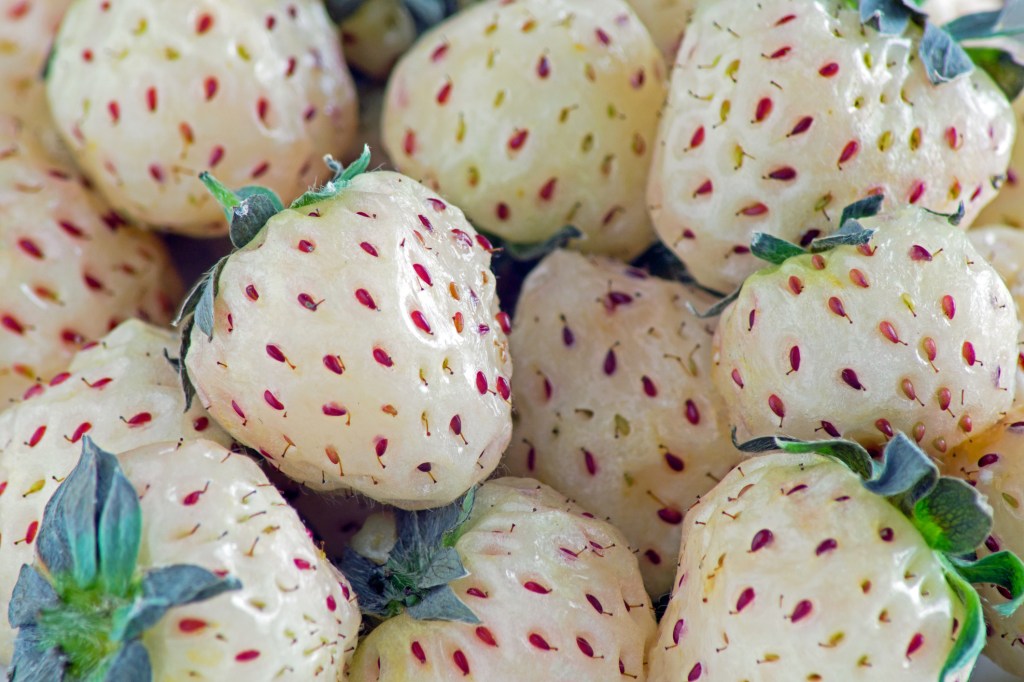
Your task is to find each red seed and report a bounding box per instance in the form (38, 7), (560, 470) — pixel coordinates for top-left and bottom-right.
(178, 618), (207, 633)
(193, 417), (209, 432)
(876, 418), (894, 438)
(17, 238), (43, 259)
(146, 87), (157, 111)
(768, 394), (785, 420)
(196, 13), (213, 33)
(941, 295), (956, 319)
(603, 349), (616, 375)
(539, 177), (557, 200)
(24, 520), (38, 544)
(436, 81), (452, 104)
(355, 289), (376, 309)
(266, 344), (286, 362)
(819, 62), (839, 77)
(404, 130), (416, 156)
(322, 403), (347, 417)
(768, 167), (797, 181)
(909, 182), (926, 204)
(838, 140), (859, 165)
(750, 529), (773, 552)
(235, 650), (260, 662)
(413, 263), (432, 286)
(879, 321), (900, 344)
(27, 426), (45, 447)
(245, 284), (259, 301)
(788, 276), (803, 295)
(841, 368), (863, 390)
(790, 116), (813, 136)
(411, 311), (432, 334)
(323, 355), (344, 374)
(962, 341), (976, 366)
(731, 369), (744, 388)
(586, 594), (604, 613)
(695, 179), (713, 195)
(642, 376), (657, 397)
(583, 450), (597, 475)
(360, 242), (379, 257)
(937, 387), (952, 411)
(524, 581), (550, 594)
(476, 627), (497, 646)
(496, 202), (510, 221)
(754, 97), (772, 122)
(658, 508), (683, 524)
(672, 619), (686, 644)
(263, 391), (284, 410)
(665, 453), (684, 471)
(496, 311), (512, 335)
(909, 244), (932, 261)
(298, 239), (314, 253)
(791, 600), (813, 622)
(880, 527), (895, 542)
(376, 439), (388, 458)
(508, 129), (529, 150)
(453, 650), (470, 675)
(204, 77), (218, 100)
(816, 538), (837, 555)
(789, 346), (801, 373)
(528, 634), (552, 650)
(125, 412), (152, 427)
(688, 663), (703, 681)
(496, 376), (511, 401)
(411, 641), (426, 663)
(828, 297), (847, 319)
(684, 400), (700, 425)
(979, 453), (999, 467)
(537, 55), (550, 78)
(576, 637), (594, 657)
(736, 587), (755, 612)
(595, 27), (611, 44)
(373, 348), (393, 367)
(475, 371), (487, 394)
(740, 202), (768, 216)
(69, 422), (92, 443)
(849, 268), (868, 287)
(689, 126), (705, 149)
(906, 633), (924, 657)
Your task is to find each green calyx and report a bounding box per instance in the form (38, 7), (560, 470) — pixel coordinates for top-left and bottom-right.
(341, 488), (481, 625)
(736, 431), (1024, 681)
(7, 439), (240, 682)
(847, 0), (1024, 99)
(169, 147), (373, 408)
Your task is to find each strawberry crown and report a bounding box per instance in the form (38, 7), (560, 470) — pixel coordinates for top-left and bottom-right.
(340, 488), (481, 625)
(736, 431), (1024, 681)
(692, 195), (964, 317)
(7, 439), (240, 681)
(852, 0), (1024, 99)
(168, 147), (372, 408)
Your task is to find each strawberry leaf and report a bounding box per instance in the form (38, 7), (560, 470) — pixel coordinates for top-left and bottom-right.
(919, 23), (975, 84)
(807, 220), (875, 252)
(341, 490), (481, 624)
(732, 433), (875, 480)
(193, 257), (226, 340)
(943, 1), (1024, 42)
(166, 315), (197, 412)
(965, 47), (1024, 100)
(922, 201), (966, 227)
(860, 0), (926, 34)
(631, 243), (698, 285)
(862, 433), (939, 513)
(501, 225), (584, 262)
(937, 554), (986, 682)
(686, 285), (741, 319)
(950, 551), (1024, 617)
(912, 478), (993, 554)
(229, 188), (283, 249)
(749, 232), (807, 264)
(289, 147), (371, 210)
(8, 439), (242, 681)
(837, 194), (884, 229)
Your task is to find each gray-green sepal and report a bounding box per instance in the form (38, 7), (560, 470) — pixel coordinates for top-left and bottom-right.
(733, 431), (874, 480)
(686, 286), (740, 320)
(862, 432), (938, 512)
(8, 566), (59, 629)
(341, 488), (481, 624)
(920, 23), (975, 84)
(949, 551), (1024, 617)
(115, 566), (240, 641)
(965, 47), (1024, 100)
(860, 0), (926, 34)
(9, 626), (67, 682)
(290, 147), (371, 210)
(913, 478), (992, 555)
(837, 194), (884, 228)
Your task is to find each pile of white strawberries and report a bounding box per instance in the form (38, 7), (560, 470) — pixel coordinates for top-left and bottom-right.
(6, 0), (1024, 680)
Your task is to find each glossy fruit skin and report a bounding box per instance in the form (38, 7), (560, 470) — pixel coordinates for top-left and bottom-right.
(648, 0), (1014, 293)
(649, 452), (967, 682)
(120, 439), (361, 680)
(383, 0), (666, 259)
(46, 0), (358, 236)
(185, 171), (512, 509)
(0, 321), (232, 663)
(0, 117), (181, 407)
(347, 477), (657, 681)
(505, 249), (740, 596)
(712, 208), (1018, 459)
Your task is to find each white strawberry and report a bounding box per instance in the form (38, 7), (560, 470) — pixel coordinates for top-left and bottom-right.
(649, 434), (1024, 681)
(0, 116), (181, 408)
(344, 477), (657, 680)
(180, 152), (512, 509)
(382, 0), (666, 259)
(945, 406), (1024, 678)
(7, 437), (361, 679)
(337, 0), (417, 80)
(0, 0), (71, 116)
(647, 0), (1016, 293)
(977, 96), (1024, 228)
(505, 249), (740, 596)
(45, 0), (359, 236)
(967, 225), (1024, 395)
(0, 319), (232, 663)
(712, 205), (1019, 459)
